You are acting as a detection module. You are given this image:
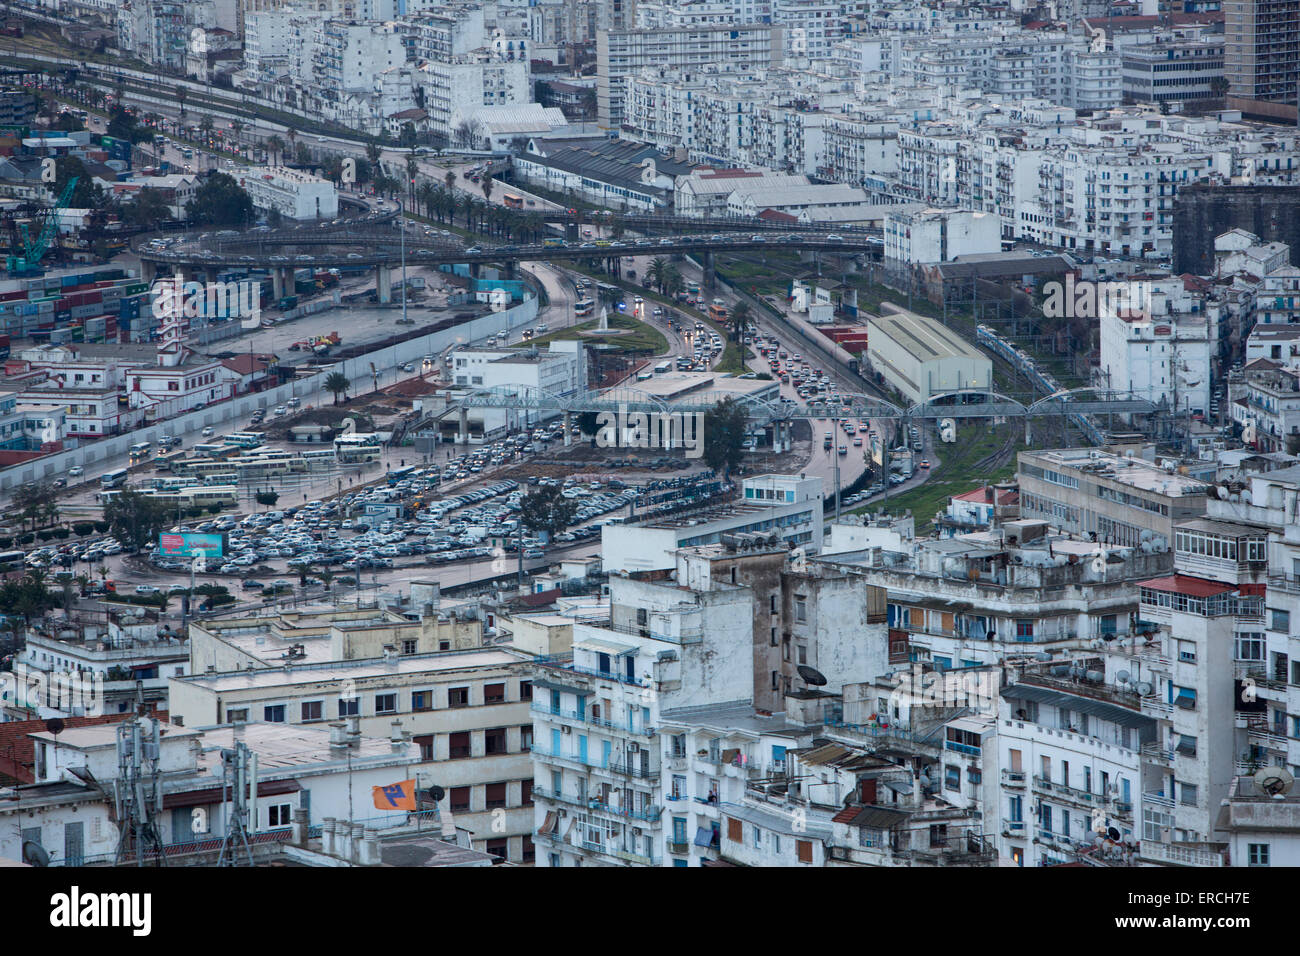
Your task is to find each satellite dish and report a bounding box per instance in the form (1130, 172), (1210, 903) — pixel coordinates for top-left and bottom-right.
(1254, 766), (1294, 799)
(22, 841), (50, 867)
(797, 665), (827, 687)
(44, 718), (65, 736)
(1116, 670), (1131, 684)
(1034, 651), (1052, 662)
(1136, 681), (1153, 696)
(426, 785), (447, 803)
(1107, 827), (1121, 842)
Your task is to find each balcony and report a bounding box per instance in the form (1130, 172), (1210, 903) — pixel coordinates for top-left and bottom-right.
(1141, 742), (1174, 767)
(587, 798), (662, 823)
(1031, 775), (1102, 806)
(1138, 841), (1225, 867)
(531, 655), (649, 688)
(666, 840), (690, 855)
(1002, 769), (1026, 788)
(1143, 790), (1175, 810)
(531, 702), (657, 738)
(1140, 698), (1173, 718)
(1002, 818), (1026, 836)
(608, 757), (659, 780)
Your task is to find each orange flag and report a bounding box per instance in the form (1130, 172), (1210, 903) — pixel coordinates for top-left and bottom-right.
(373, 779), (418, 811)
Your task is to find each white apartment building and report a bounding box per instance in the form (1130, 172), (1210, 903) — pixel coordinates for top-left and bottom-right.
(601, 473), (825, 573)
(418, 55), (531, 141)
(1098, 277), (1212, 417)
(168, 648), (538, 863)
(883, 206), (1001, 265)
(530, 570), (755, 866)
(597, 23), (785, 130)
(237, 166), (339, 220)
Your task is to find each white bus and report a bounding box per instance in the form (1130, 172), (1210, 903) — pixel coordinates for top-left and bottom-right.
(654, 362), (672, 374)
(335, 434), (382, 464)
(101, 468), (129, 490)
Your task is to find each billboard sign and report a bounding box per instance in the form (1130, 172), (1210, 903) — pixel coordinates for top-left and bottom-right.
(158, 532), (224, 559)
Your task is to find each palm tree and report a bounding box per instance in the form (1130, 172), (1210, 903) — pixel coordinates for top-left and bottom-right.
(647, 257), (667, 294)
(405, 154), (418, 208)
(444, 170), (456, 192)
(230, 118), (243, 147)
(286, 127), (298, 158)
(175, 86), (187, 118)
(664, 265), (684, 301)
(417, 181), (435, 219)
(325, 371), (350, 404)
(729, 300), (751, 341)
(365, 139), (382, 170)
(481, 171), (494, 205)
(199, 114), (213, 142)
(266, 134), (285, 165)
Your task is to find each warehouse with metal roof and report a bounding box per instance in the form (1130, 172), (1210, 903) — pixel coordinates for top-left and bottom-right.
(865, 306), (992, 404)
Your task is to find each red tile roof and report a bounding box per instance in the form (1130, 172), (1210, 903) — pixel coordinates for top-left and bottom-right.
(953, 487), (1018, 505)
(1138, 575), (1235, 598)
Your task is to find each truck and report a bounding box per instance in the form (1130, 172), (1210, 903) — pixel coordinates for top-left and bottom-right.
(278, 295), (298, 310)
(0, 334), (11, 360)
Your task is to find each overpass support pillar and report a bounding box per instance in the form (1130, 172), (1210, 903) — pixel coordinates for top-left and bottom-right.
(205, 267), (219, 284)
(702, 251), (716, 291)
(566, 222), (579, 242)
(504, 259), (517, 280)
(563, 411), (572, 447)
(376, 265), (392, 304)
(141, 259), (156, 284)
(468, 263), (481, 280)
(272, 268), (285, 300)
(459, 406), (469, 444)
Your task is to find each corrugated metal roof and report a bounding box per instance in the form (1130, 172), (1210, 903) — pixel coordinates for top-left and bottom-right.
(1002, 683), (1154, 730)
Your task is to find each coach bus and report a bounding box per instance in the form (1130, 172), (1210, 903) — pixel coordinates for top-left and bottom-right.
(100, 468), (129, 490)
(574, 299), (594, 317)
(502, 193), (523, 209)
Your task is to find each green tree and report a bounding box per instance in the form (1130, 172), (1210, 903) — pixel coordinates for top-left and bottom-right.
(255, 490), (280, 508)
(0, 568), (56, 624)
(186, 172), (254, 227)
(55, 156), (104, 209)
(13, 480), (59, 532)
(175, 86), (187, 119)
(325, 371), (350, 404)
(265, 134), (285, 165)
(520, 484), (579, 538)
(480, 171), (494, 205)
(104, 489), (172, 553)
(124, 187), (170, 227)
(647, 257), (667, 294)
(398, 122), (417, 149)
(444, 170), (456, 192)
(577, 411), (600, 439)
(703, 397), (748, 476)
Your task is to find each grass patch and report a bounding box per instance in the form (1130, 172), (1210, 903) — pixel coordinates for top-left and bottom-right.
(511, 313), (668, 354)
(853, 425), (1022, 534)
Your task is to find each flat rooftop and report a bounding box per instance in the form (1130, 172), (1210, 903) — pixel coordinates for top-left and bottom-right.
(195, 723), (404, 772)
(1022, 448), (1210, 498)
(177, 648), (523, 691)
(623, 371), (777, 403)
(660, 699), (808, 736)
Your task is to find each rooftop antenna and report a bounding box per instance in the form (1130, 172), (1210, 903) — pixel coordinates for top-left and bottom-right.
(216, 740), (255, 866)
(112, 701), (166, 867)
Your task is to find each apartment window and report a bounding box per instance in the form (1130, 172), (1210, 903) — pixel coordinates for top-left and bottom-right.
(519, 680), (533, 702)
(264, 705), (285, 723)
(520, 725), (533, 752)
(796, 598), (807, 622)
(412, 689), (433, 712)
(797, 840), (813, 863)
(797, 646), (807, 665)
(485, 782), (507, 809)
(485, 727), (508, 755)
(1177, 640), (1196, 664)
(771, 670), (780, 690)
(226, 708), (248, 723)
(782, 638), (791, 662)
(402, 639), (417, 655)
(1248, 843), (1270, 866)
(448, 686), (470, 708)
(1237, 633), (1265, 661)
(521, 779), (533, 806)
(414, 734), (434, 761)
(944, 765), (961, 791)
(484, 682), (506, 704)
(770, 627), (778, 646)
(375, 693), (397, 715)
(338, 697), (359, 718)
(300, 701), (323, 722)
(752, 825), (762, 849)
(1179, 782), (1198, 807)
(1271, 609), (1290, 633)
(267, 804), (292, 827)
(770, 595), (777, 614)
(1015, 619), (1035, 640)
(670, 734), (686, 758)
(449, 732), (471, 759)
(439, 641), (450, 651)
(449, 787), (471, 812)
(1176, 734), (1197, 756)
(485, 838), (508, 862)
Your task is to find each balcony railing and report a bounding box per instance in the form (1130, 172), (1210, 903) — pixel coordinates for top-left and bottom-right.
(530, 655), (649, 688)
(1032, 775), (1101, 805)
(587, 798), (661, 822)
(1002, 818), (1026, 835)
(1143, 790), (1175, 810)
(1141, 742), (1174, 765)
(666, 840), (690, 855)
(531, 702), (657, 737)
(1139, 841), (1225, 867)
(607, 758), (659, 779)
(1001, 769), (1026, 788)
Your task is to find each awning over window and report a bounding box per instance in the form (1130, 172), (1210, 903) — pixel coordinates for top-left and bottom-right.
(162, 778), (299, 810)
(538, 811), (558, 835)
